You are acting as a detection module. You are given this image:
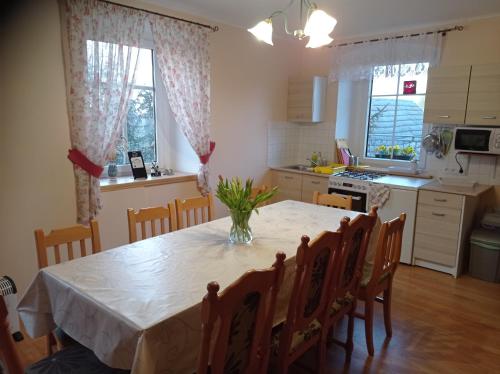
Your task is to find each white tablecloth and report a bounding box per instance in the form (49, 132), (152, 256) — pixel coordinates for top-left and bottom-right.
(18, 201), (359, 373)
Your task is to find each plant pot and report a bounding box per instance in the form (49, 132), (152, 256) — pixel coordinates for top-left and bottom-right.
(393, 155), (413, 161)
(375, 154), (390, 159)
(229, 209), (253, 244)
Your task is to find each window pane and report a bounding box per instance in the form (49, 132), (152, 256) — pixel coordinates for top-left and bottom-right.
(134, 49), (154, 87)
(398, 63), (428, 95)
(371, 65), (399, 96)
(393, 96), (425, 160)
(366, 97), (397, 158)
(125, 88), (156, 164)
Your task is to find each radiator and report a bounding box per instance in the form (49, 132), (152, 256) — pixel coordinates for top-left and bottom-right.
(0, 276), (24, 342)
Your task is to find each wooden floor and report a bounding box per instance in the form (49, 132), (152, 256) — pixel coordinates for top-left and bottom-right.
(14, 265), (500, 373)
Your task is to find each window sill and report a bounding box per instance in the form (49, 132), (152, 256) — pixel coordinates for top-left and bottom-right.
(100, 171), (197, 192)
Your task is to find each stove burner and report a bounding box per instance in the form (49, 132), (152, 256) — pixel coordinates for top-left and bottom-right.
(332, 171), (384, 181)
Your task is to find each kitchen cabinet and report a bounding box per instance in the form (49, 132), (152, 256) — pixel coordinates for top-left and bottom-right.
(465, 64), (500, 126)
(423, 64), (500, 126)
(413, 190), (478, 277)
(271, 170), (328, 203)
(287, 76), (327, 123)
(423, 65), (471, 125)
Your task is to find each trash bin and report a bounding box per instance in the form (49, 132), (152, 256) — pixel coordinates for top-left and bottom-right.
(469, 229), (500, 282)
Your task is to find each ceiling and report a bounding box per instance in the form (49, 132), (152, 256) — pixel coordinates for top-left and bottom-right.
(144, 0), (500, 40)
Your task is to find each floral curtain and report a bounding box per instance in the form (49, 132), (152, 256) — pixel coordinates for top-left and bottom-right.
(329, 32), (443, 81)
(149, 15), (214, 195)
(62, 0), (146, 223)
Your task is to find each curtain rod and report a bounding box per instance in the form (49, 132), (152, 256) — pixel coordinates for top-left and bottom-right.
(331, 25), (464, 48)
(99, 0), (219, 32)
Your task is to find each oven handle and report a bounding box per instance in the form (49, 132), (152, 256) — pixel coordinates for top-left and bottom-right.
(351, 196), (362, 201)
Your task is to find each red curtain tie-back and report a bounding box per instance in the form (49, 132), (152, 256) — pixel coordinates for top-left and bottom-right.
(67, 148), (103, 178)
(199, 141), (216, 165)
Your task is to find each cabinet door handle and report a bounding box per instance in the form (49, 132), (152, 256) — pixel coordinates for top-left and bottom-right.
(438, 115), (450, 119)
(434, 198), (447, 202)
(311, 181), (321, 185)
(284, 176), (293, 180)
(432, 212), (446, 217)
(481, 115), (497, 120)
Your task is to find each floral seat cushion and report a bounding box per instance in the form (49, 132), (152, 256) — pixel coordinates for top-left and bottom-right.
(360, 262), (391, 287)
(25, 344), (130, 374)
(271, 319), (322, 356)
(330, 292), (355, 316)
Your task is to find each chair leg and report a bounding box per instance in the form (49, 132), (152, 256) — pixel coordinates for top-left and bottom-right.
(345, 312), (355, 363)
(364, 299), (375, 356)
(383, 285), (393, 338)
(317, 333), (327, 374)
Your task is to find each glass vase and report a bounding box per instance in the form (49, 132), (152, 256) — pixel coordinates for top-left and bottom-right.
(229, 209), (253, 244)
(107, 161), (118, 178)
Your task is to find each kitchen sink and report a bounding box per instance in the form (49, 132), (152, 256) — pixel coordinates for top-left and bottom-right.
(283, 164), (313, 172)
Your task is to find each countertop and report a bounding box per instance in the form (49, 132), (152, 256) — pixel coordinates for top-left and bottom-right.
(420, 181), (494, 197)
(270, 166), (331, 178)
(373, 175), (432, 190)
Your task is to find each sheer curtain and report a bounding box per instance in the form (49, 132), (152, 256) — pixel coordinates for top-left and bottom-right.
(62, 0), (146, 223)
(149, 15), (214, 195)
(329, 32), (443, 81)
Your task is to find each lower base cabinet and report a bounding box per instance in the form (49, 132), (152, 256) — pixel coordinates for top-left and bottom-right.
(413, 190), (479, 277)
(271, 170), (328, 203)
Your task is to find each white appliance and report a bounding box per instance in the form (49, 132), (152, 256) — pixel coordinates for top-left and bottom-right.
(328, 171), (417, 264)
(454, 127), (500, 154)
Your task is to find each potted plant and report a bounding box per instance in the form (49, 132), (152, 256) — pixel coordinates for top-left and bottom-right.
(394, 145), (415, 160)
(375, 145), (390, 159)
(107, 136), (128, 177)
(216, 176), (277, 244)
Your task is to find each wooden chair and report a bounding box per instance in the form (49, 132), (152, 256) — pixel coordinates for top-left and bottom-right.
(34, 220), (101, 355)
(127, 203), (177, 243)
(176, 194), (214, 229)
(312, 191), (353, 210)
(322, 206), (378, 363)
(272, 231), (344, 374)
(34, 220), (101, 269)
(0, 295), (129, 374)
(356, 213), (406, 356)
(197, 252), (286, 374)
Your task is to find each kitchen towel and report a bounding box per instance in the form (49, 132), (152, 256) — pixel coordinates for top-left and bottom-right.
(369, 184), (391, 208)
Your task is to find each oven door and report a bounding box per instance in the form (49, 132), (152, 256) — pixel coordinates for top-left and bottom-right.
(328, 188), (367, 213)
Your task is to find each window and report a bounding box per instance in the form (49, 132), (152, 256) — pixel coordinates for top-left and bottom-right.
(365, 63), (428, 161)
(115, 48), (157, 165)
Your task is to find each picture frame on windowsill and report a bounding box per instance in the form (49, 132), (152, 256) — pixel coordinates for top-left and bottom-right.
(128, 151), (147, 179)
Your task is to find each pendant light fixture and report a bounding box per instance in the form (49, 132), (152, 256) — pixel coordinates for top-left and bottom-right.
(248, 0), (337, 48)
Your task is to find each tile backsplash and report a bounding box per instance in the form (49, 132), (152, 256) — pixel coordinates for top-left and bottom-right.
(268, 121), (335, 167)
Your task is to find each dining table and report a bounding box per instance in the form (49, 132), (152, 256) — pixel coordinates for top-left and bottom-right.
(18, 200), (360, 374)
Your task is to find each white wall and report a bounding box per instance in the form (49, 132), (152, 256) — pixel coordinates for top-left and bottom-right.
(0, 0), (302, 292)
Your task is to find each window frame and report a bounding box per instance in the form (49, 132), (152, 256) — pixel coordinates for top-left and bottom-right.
(364, 63), (428, 163)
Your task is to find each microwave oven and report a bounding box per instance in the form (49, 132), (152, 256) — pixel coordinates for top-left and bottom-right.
(454, 127), (500, 155)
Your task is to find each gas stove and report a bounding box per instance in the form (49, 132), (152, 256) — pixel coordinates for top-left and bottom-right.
(328, 170), (384, 192)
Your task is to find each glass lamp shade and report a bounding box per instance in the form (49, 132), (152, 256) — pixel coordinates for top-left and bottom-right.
(306, 34), (334, 48)
(304, 9), (337, 37)
(248, 19), (273, 45)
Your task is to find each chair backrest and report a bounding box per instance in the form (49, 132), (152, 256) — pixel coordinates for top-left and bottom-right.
(0, 296), (24, 374)
(277, 231), (343, 356)
(332, 207), (378, 299)
(197, 252), (286, 374)
(127, 203), (177, 243)
(34, 220), (101, 269)
(176, 194), (214, 229)
(366, 213), (406, 289)
(312, 191), (353, 210)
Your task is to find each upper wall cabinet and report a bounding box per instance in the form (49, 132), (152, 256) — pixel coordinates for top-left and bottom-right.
(466, 64), (500, 126)
(423, 65), (471, 125)
(287, 76), (327, 123)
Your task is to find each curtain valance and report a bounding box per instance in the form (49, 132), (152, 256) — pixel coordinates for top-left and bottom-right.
(329, 32), (443, 81)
